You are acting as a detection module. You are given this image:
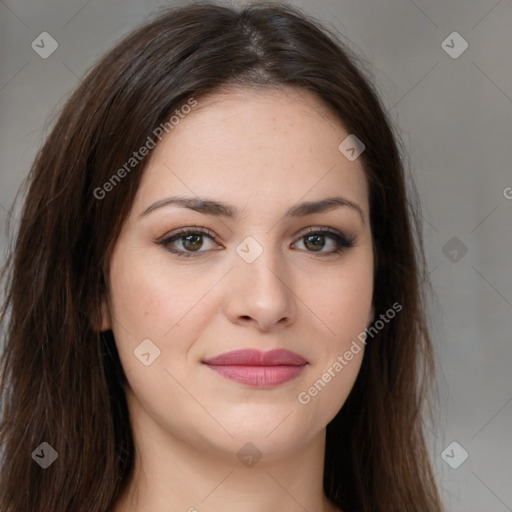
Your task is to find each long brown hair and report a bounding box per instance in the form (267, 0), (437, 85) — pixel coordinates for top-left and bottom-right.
(0, 2), (443, 510)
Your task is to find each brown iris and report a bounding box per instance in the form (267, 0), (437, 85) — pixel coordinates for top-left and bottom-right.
(304, 234), (325, 252)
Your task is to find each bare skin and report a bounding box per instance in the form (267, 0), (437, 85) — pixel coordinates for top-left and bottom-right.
(104, 86), (374, 512)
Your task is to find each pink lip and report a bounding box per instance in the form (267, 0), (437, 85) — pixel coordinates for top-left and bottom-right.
(202, 349), (308, 387)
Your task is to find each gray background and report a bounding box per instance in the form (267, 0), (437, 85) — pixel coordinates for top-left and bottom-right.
(1, 0), (511, 510)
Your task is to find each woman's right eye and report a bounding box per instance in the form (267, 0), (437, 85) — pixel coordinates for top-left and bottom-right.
(158, 228), (221, 257)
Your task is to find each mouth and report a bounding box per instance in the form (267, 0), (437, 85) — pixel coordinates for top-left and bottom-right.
(202, 348), (308, 388)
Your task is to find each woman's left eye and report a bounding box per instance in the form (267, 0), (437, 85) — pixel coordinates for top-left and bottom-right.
(293, 229), (355, 256)
(157, 227), (355, 257)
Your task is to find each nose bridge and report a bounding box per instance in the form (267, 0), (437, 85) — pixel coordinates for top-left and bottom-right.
(236, 233), (290, 296)
(224, 232), (296, 329)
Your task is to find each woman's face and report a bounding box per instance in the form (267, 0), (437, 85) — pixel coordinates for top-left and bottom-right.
(103, 86), (374, 460)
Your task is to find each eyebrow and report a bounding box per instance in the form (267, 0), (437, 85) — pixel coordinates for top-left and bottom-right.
(139, 195), (365, 224)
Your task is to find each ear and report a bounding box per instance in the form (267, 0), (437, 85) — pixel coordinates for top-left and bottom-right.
(90, 295), (112, 332)
(367, 304), (375, 326)
(97, 296), (112, 332)
(90, 267), (112, 333)
(90, 267), (112, 332)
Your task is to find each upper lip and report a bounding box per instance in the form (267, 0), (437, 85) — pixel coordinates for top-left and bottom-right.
(202, 348), (308, 366)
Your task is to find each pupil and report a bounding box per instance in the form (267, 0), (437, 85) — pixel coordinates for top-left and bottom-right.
(305, 234), (324, 251)
(184, 234), (202, 251)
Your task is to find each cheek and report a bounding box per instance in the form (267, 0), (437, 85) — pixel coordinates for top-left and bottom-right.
(109, 246), (215, 331)
(107, 248), (235, 395)
(312, 256), (373, 345)
(297, 255), (372, 411)
(328, 275), (373, 340)
(291, 252), (371, 392)
(295, 272), (370, 427)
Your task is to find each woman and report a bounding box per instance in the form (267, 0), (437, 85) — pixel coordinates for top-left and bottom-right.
(0, 2), (444, 511)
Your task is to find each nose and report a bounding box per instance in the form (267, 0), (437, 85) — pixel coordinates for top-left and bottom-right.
(223, 243), (297, 332)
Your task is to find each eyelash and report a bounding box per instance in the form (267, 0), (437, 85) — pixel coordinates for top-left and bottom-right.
(157, 225), (356, 258)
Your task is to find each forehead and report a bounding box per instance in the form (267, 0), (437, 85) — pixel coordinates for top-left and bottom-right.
(133, 86), (369, 221)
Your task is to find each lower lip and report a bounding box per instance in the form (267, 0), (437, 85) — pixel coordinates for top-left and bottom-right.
(204, 364), (307, 387)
